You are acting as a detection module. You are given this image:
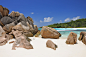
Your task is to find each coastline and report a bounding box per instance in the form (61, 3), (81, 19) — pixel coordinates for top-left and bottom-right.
(0, 37), (86, 57)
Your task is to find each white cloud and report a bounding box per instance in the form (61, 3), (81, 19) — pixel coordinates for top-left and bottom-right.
(64, 16), (80, 22)
(58, 20), (62, 23)
(72, 16), (80, 21)
(64, 18), (70, 22)
(31, 12), (34, 14)
(44, 17), (53, 22)
(40, 20), (42, 23)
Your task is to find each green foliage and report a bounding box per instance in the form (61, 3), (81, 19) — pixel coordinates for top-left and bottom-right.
(47, 18), (86, 28)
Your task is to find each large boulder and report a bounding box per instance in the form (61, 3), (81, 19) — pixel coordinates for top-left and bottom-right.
(66, 32), (77, 44)
(0, 5), (9, 17)
(17, 13), (28, 26)
(41, 26), (60, 39)
(46, 40), (57, 50)
(82, 34), (86, 45)
(78, 32), (86, 41)
(3, 7), (9, 16)
(9, 11), (20, 17)
(78, 32), (86, 45)
(0, 16), (14, 26)
(3, 22), (15, 33)
(11, 17), (18, 21)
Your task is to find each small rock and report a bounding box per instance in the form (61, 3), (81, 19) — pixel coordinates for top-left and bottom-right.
(46, 40), (57, 50)
(35, 31), (41, 37)
(9, 41), (14, 44)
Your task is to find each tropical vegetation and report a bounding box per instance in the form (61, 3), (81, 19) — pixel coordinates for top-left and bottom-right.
(47, 18), (86, 28)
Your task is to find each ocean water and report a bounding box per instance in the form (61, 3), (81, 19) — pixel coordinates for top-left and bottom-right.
(38, 28), (86, 38)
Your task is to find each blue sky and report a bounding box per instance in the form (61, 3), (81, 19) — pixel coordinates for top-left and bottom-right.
(0, 0), (86, 27)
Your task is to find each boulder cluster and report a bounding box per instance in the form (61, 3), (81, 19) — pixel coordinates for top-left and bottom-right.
(0, 5), (38, 50)
(66, 31), (86, 45)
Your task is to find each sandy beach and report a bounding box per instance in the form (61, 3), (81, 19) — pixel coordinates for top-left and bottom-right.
(0, 0), (86, 57)
(0, 36), (86, 57)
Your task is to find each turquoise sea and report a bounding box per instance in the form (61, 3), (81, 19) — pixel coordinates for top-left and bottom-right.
(38, 28), (86, 38)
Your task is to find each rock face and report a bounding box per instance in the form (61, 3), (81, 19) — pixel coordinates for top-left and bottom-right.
(41, 26), (60, 39)
(0, 26), (14, 46)
(5, 34), (13, 41)
(46, 40), (57, 50)
(66, 32), (77, 44)
(9, 11), (20, 17)
(78, 32), (86, 45)
(11, 25), (33, 50)
(0, 26), (7, 46)
(12, 38), (33, 50)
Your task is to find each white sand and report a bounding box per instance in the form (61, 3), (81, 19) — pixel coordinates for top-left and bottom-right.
(0, 37), (86, 57)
